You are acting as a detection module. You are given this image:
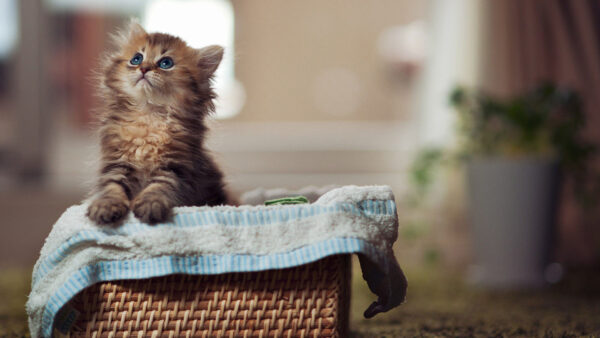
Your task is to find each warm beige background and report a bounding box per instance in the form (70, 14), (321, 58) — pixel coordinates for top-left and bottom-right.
(0, 1), (430, 267)
(231, 0), (426, 122)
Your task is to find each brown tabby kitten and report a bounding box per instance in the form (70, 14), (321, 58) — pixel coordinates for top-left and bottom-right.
(87, 22), (228, 225)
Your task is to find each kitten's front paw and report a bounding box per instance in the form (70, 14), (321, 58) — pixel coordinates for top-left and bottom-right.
(87, 196), (129, 225)
(131, 194), (172, 224)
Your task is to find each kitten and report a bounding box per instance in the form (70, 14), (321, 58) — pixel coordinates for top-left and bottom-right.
(87, 21), (229, 225)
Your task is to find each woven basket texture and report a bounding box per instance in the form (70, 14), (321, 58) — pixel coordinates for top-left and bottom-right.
(66, 255), (350, 338)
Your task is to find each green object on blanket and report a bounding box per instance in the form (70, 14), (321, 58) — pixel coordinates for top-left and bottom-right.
(264, 196), (310, 205)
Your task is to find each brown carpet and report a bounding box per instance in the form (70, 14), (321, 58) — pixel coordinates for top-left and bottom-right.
(351, 266), (600, 337)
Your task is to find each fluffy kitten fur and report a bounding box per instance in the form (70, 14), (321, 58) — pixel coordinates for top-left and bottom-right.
(87, 22), (228, 225)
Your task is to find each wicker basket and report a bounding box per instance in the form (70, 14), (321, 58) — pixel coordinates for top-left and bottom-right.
(66, 255), (351, 337)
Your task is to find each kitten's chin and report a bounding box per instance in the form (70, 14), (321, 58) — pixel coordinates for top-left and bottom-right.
(120, 84), (151, 104)
(135, 78), (153, 89)
(127, 86), (174, 106)
(132, 79), (156, 95)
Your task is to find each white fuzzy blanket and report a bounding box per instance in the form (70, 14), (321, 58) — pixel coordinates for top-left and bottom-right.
(27, 185), (407, 337)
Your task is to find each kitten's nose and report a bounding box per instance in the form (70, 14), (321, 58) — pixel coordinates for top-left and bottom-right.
(140, 67), (150, 75)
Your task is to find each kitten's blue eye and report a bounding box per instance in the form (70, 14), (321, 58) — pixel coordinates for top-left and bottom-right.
(130, 53), (143, 65)
(158, 57), (174, 69)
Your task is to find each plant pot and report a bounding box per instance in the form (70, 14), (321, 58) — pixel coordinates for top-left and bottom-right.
(467, 156), (560, 288)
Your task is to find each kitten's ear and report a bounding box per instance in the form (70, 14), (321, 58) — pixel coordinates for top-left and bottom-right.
(111, 19), (146, 47)
(126, 19), (147, 40)
(197, 45), (224, 77)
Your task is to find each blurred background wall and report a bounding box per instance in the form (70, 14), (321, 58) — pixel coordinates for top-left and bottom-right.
(0, 0), (434, 267)
(0, 0), (598, 274)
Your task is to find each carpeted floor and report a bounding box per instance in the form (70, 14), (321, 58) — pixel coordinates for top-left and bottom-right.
(0, 268), (30, 337)
(2, 263), (600, 337)
(351, 265), (600, 337)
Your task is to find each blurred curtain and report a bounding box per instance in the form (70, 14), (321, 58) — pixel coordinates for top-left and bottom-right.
(480, 0), (600, 265)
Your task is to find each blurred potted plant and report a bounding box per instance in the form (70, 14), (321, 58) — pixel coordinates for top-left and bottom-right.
(413, 83), (597, 288)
